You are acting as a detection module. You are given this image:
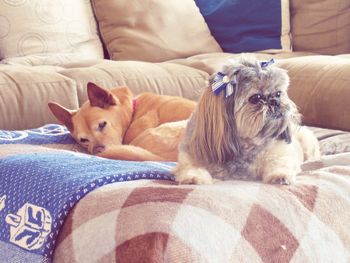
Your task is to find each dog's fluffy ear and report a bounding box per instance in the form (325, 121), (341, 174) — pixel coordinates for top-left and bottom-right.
(48, 102), (74, 131)
(87, 82), (118, 108)
(188, 88), (240, 164)
(279, 99), (301, 143)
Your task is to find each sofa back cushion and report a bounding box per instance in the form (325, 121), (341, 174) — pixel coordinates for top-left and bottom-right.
(194, 0), (292, 53)
(291, 0), (350, 55)
(0, 0), (104, 65)
(91, 0), (222, 62)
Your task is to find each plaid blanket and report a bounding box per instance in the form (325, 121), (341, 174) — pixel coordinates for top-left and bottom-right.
(53, 127), (350, 263)
(0, 125), (350, 263)
(0, 125), (174, 263)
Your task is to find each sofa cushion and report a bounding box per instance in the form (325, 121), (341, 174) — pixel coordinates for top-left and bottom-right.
(169, 51), (316, 75)
(291, 0), (350, 55)
(278, 56), (350, 131)
(0, 65), (78, 130)
(91, 0), (222, 63)
(58, 60), (209, 105)
(195, 0), (292, 53)
(0, 0), (104, 65)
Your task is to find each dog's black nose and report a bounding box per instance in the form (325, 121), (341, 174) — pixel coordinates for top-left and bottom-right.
(93, 145), (105, 154)
(268, 98), (280, 107)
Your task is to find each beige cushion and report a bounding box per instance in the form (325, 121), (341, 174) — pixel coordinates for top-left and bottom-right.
(2, 54), (350, 132)
(278, 56), (350, 131)
(169, 51), (317, 75)
(280, 0), (292, 53)
(91, 0), (222, 62)
(291, 0), (350, 55)
(0, 59), (209, 130)
(58, 60), (209, 105)
(0, 65), (78, 130)
(0, 0), (104, 65)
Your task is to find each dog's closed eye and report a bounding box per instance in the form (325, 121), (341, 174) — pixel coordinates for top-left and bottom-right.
(80, 138), (89, 143)
(98, 121), (107, 131)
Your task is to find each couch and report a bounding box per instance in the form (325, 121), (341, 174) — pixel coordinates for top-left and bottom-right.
(0, 0), (350, 262)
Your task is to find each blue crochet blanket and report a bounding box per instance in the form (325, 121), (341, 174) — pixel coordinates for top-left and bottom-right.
(0, 124), (175, 263)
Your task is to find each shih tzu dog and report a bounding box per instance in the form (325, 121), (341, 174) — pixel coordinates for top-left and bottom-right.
(173, 55), (320, 185)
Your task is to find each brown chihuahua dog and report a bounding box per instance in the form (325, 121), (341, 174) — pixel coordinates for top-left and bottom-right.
(48, 82), (196, 161)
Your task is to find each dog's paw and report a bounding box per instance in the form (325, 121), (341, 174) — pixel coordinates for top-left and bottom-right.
(269, 176), (292, 185)
(174, 167), (213, 185)
(263, 170), (297, 185)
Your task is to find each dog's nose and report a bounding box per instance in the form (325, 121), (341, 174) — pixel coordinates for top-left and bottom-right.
(268, 98), (280, 107)
(93, 145), (105, 154)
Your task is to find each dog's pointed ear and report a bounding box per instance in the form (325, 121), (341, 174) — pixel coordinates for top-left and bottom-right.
(48, 102), (74, 131)
(87, 82), (117, 108)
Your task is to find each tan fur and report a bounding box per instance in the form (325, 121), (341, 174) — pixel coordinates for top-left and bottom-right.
(189, 88), (234, 164)
(48, 83), (195, 161)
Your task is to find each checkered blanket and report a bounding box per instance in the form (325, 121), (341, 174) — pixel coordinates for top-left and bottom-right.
(0, 125), (174, 263)
(53, 127), (350, 263)
(0, 125), (350, 263)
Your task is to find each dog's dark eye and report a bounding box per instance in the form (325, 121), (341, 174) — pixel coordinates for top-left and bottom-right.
(275, 91), (282, 98)
(98, 121), (107, 131)
(249, 94), (264, 104)
(80, 138), (89, 143)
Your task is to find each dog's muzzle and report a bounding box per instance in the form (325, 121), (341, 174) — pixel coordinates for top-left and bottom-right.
(267, 98), (284, 119)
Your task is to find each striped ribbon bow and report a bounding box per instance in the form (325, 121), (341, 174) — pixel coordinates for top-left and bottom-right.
(210, 72), (236, 98)
(260, 58), (275, 68)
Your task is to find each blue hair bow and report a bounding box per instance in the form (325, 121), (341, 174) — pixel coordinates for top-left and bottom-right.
(260, 58), (275, 68)
(210, 58), (275, 98)
(210, 72), (236, 98)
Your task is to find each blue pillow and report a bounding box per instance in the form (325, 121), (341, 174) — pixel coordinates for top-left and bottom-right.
(195, 0), (291, 53)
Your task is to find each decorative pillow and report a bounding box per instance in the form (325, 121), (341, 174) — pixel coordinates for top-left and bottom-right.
(0, 0), (104, 65)
(91, 0), (223, 62)
(195, 0), (292, 53)
(291, 0), (350, 55)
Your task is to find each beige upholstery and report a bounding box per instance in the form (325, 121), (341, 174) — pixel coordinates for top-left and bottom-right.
(291, 0), (350, 55)
(2, 52), (350, 132)
(58, 60), (208, 105)
(91, 0), (222, 62)
(0, 1), (349, 132)
(0, 60), (209, 129)
(0, 65), (78, 130)
(0, 0), (104, 65)
(278, 56), (350, 131)
(168, 51), (317, 75)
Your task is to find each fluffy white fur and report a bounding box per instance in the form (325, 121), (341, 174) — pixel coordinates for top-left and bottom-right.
(173, 55), (320, 185)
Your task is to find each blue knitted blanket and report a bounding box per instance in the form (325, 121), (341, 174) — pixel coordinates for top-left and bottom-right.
(0, 124), (175, 263)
